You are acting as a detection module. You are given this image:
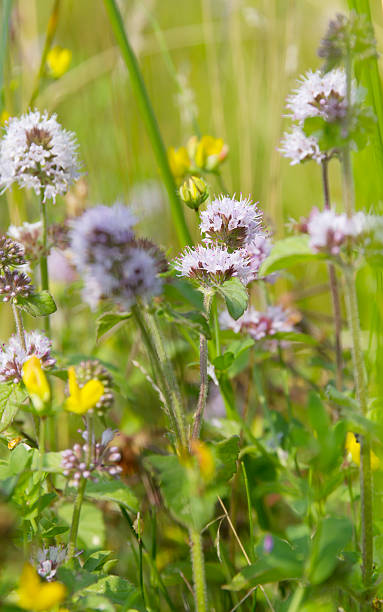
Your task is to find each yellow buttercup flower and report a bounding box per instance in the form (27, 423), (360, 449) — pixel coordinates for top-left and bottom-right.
(47, 46), (72, 79)
(65, 366), (104, 415)
(168, 146), (191, 180)
(194, 135), (228, 172)
(345, 432), (380, 471)
(18, 563), (67, 611)
(22, 356), (50, 412)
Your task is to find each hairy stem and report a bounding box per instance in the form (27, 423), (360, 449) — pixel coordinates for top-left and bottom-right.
(321, 159), (343, 390)
(12, 303), (26, 351)
(191, 292), (213, 442)
(102, 0), (191, 247)
(39, 197), (50, 335)
(189, 528), (208, 612)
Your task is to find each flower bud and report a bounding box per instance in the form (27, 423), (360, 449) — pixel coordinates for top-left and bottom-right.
(179, 176), (209, 211)
(22, 355), (50, 412)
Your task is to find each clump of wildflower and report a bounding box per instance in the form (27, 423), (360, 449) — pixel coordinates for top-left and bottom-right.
(220, 305), (294, 340)
(75, 360), (114, 415)
(61, 428), (122, 487)
(200, 195), (262, 249)
(243, 233), (273, 282)
(35, 545), (67, 581)
(174, 243), (250, 287)
(0, 331), (55, 383)
(0, 269), (34, 302)
(70, 203), (166, 309)
(0, 110), (80, 202)
(318, 12), (377, 73)
(305, 207), (367, 254)
(168, 146), (191, 180)
(0, 234), (26, 269)
(279, 124), (325, 165)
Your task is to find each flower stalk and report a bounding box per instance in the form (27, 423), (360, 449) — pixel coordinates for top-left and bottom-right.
(39, 196), (50, 335)
(189, 527), (208, 612)
(191, 291), (213, 443)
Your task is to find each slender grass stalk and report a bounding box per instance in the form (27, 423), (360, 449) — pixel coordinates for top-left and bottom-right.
(241, 461), (255, 562)
(39, 196), (51, 335)
(191, 291), (213, 442)
(189, 527), (208, 612)
(321, 159), (343, 390)
(29, 0), (60, 107)
(102, 0), (191, 248)
(0, 0), (12, 114)
(287, 585), (305, 612)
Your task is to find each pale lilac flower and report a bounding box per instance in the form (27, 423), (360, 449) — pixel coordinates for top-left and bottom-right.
(61, 428), (122, 487)
(279, 125), (325, 165)
(36, 546), (67, 581)
(241, 233), (272, 283)
(70, 203), (165, 309)
(0, 331), (55, 383)
(0, 235), (26, 269)
(0, 269), (34, 302)
(307, 208), (367, 254)
(48, 248), (77, 284)
(286, 68), (356, 122)
(0, 110), (80, 202)
(199, 195), (263, 249)
(8, 221), (43, 263)
(220, 305), (294, 340)
(174, 243), (250, 287)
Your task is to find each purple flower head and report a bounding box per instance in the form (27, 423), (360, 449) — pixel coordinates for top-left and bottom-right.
(220, 305), (294, 340)
(174, 243), (251, 287)
(0, 330), (55, 383)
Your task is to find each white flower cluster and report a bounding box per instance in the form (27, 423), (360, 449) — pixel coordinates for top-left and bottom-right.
(70, 202), (166, 309)
(306, 207), (367, 254)
(0, 331), (55, 383)
(174, 195), (272, 287)
(279, 68), (357, 165)
(220, 305), (294, 340)
(0, 110), (80, 202)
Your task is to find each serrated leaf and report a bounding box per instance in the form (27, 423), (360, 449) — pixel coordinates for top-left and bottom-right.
(84, 575), (139, 605)
(0, 383), (26, 432)
(214, 436), (239, 483)
(259, 236), (325, 276)
(96, 311), (131, 341)
(17, 291), (57, 317)
(85, 479), (138, 512)
(218, 278), (248, 320)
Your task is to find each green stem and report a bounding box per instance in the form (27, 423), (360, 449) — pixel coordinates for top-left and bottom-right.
(212, 295), (221, 357)
(103, 0), (191, 247)
(29, 0), (60, 106)
(287, 585), (305, 612)
(39, 197), (50, 335)
(39, 416), (46, 469)
(67, 475), (86, 559)
(132, 305), (183, 450)
(191, 291), (213, 442)
(0, 0), (12, 114)
(241, 461), (255, 562)
(189, 528), (208, 612)
(12, 303), (26, 351)
(143, 308), (187, 450)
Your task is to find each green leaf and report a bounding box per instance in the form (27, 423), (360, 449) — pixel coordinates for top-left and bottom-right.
(213, 352), (235, 372)
(0, 383), (26, 432)
(85, 479), (139, 512)
(31, 451), (64, 472)
(161, 306), (211, 338)
(272, 331), (318, 345)
(259, 236), (325, 276)
(307, 517), (353, 584)
(83, 550), (114, 572)
(96, 311), (131, 341)
(214, 436), (239, 483)
(17, 291), (57, 317)
(84, 575), (139, 605)
(0, 444), (34, 479)
(218, 278), (248, 320)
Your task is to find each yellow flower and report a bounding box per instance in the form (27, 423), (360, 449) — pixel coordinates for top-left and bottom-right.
(65, 366), (104, 415)
(1, 109), (10, 125)
(345, 432), (380, 471)
(179, 175), (209, 211)
(22, 356), (50, 412)
(8, 436), (22, 450)
(168, 146), (191, 180)
(190, 440), (215, 482)
(18, 563), (67, 611)
(46, 46), (72, 79)
(194, 135), (228, 172)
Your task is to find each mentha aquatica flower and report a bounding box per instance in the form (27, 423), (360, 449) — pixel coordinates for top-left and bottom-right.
(0, 269), (34, 302)
(0, 110), (80, 202)
(279, 124), (325, 165)
(285, 68), (356, 123)
(174, 243), (251, 287)
(199, 195), (263, 249)
(0, 330), (55, 383)
(306, 207), (367, 254)
(220, 305), (294, 340)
